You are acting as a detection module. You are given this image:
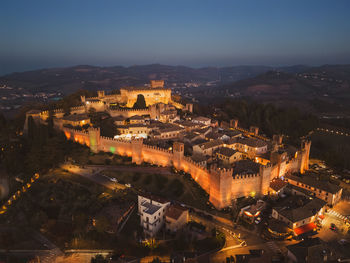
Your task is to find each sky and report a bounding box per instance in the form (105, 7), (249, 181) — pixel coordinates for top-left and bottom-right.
(1, 0), (350, 75)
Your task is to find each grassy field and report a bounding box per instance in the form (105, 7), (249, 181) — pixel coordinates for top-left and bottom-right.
(102, 169), (210, 210)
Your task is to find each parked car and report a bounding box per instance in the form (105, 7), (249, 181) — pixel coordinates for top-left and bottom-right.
(330, 223), (336, 231)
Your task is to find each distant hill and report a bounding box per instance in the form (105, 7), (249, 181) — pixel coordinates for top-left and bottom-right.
(1, 63), (349, 117)
(204, 65), (350, 115)
(0, 63), (310, 95)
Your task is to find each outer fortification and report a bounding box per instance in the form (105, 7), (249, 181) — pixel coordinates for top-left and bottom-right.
(61, 127), (310, 209)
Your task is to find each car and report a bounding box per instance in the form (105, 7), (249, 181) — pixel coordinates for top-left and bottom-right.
(255, 217), (262, 224)
(125, 183), (131, 188)
(330, 223), (336, 231)
(110, 177), (118, 182)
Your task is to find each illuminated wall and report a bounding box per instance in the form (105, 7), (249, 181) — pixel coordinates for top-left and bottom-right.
(58, 128), (310, 209)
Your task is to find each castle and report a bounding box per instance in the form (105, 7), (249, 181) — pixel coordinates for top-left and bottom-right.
(24, 80), (311, 209)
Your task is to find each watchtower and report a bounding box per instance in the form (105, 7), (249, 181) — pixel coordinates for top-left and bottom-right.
(97, 90), (105, 98)
(131, 138), (143, 165)
(172, 142), (184, 169)
(185, 103), (193, 113)
(88, 127), (101, 153)
(300, 139), (311, 174)
(150, 80), (164, 89)
(230, 119), (238, 129)
(209, 164), (233, 209)
(250, 126), (259, 136)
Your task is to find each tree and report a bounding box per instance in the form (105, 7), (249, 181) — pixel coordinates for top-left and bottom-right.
(133, 94), (146, 109)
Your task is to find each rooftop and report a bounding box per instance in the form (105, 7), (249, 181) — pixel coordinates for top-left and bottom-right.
(196, 139), (223, 150)
(274, 196), (326, 223)
(228, 137), (268, 148)
(286, 174), (342, 194)
(217, 147), (238, 157)
(165, 205), (188, 220)
(193, 116), (211, 122)
(140, 193), (169, 204)
(62, 113), (89, 122)
(269, 178), (288, 192)
(141, 201), (162, 215)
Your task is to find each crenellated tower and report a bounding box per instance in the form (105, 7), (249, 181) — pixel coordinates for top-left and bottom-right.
(88, 127), (101, 153)
(172, 142), (184, 169)
(209, 164), (233, 209)
(300, 139), (311, 174)
(131, 138), (143, 165)
(230, 119), (238, 129)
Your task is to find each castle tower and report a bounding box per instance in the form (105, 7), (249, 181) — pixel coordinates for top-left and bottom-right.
(172, 142), (184, 169)
(131, 138), (143, 165)
(97, 90), (105, 98)
(300, 139), (311, 174)
(230, 119), (238, 129)
(150, 80), (164, 88)
(250, 126), (259, 136)
(185, 103), (193, 113)
(270, 151), (287, 178)
(259, 165), (272, 195)
(88, 127), (101, 153)
(80, 95), (86, 103)
(273, 134), (283, 145)
(209, 165), (233, 209)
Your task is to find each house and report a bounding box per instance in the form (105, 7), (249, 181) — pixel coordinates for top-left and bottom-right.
(129, 115), (145, 124)
(152, 126), (184, 140)
(112, 115), (127, 126)
(285, 174), (342, 206)
(227, 137), (268, 158)
(192, 116), (211, 126)
(116, 124), (151, 139)
(286, 238), (336, 262)
(216, 147), (243, 164)
(165, 205), (189, 232)
(192, 139), (223, 156)
(272, 195), (326, 235)
(159, 109), (178, 123)
(138, 195), (170, 237)
(240, 200), (266, 224)
(61, 113), (90, 127)
(269, 177), (288, 196)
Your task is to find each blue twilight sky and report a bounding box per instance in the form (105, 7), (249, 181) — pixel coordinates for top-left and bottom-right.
(1, 0), (350, 75)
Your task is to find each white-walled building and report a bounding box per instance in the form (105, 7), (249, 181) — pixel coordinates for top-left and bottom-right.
(138, 195), (170, 237)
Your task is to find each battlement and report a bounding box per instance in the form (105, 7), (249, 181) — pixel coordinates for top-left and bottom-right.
(109, 108), (150, 112)
(210, 164), (234, 175)
(63, 127), (89, 136)
(121, 88), (171, 93)
(71, 105), (85, 111)
(233, 173), (259, 180)
(88, 127), (100, 132)
(183, 156), (209, 172)
(143, 144), (172, 154)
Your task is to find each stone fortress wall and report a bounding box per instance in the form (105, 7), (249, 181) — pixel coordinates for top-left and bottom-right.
(60, 126), (310, 209)
(24, 80), (311, 209)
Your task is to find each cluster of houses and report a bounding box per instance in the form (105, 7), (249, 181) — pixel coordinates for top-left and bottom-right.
(240, 173), (343, 238)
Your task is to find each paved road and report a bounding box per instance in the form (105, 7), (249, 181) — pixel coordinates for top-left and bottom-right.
(61, 164), (126, 190)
